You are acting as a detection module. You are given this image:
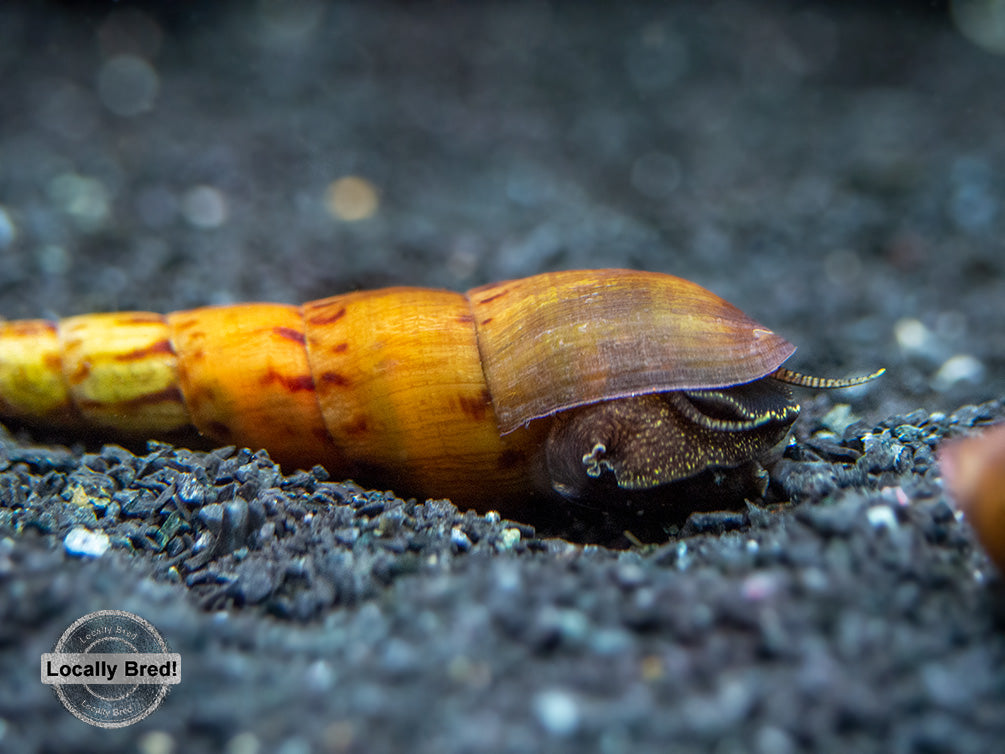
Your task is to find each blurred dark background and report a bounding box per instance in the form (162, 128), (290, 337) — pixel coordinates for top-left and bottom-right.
(2, 0), (1004, 422)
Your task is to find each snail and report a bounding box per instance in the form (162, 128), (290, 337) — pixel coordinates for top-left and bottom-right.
(940, 423), (1005, 571)
(0, 269), (881, 527)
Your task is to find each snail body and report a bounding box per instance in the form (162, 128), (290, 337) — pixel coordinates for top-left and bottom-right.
(0, 269), (880, 517)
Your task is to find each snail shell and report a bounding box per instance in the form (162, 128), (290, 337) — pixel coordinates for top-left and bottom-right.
(471, 269), (795, 433)
(0, 269), (878, 519)
(940, 423), (1005, 571)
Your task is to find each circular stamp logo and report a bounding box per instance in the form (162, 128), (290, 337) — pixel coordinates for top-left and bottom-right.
(41, 610), (181, 728)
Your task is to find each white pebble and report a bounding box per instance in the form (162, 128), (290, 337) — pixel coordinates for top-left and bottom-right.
(894, 317), (935, 357)
(932, 354), (985, 392)
(63, 527), (110, 558)
(450, 527), (472, 551)
(304, 659), (335, 693)
(191, 531), (213, 553)
(741, 572), (779, 601)
(137, 731), (175, 754)
(820, 403), (857, 435)
(224, 731), (260, 754)
(866, 505), (898, 530)
(674, 540), (691, 570)
(533, 689), (581, 737)
(499, 528), (521, 549)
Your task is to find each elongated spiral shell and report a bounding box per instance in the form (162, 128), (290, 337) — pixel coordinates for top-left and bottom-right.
(0, 269), (875, 512)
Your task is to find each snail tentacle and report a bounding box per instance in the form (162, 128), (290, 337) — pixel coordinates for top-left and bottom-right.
(770, 366), (885, 389)
(667, 385), (799, 433)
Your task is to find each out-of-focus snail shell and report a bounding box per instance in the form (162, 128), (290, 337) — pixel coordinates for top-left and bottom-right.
(941, 422), (1005, 571)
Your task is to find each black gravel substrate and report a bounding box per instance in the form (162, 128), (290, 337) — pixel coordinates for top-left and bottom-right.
(3, 3), (1005, 753)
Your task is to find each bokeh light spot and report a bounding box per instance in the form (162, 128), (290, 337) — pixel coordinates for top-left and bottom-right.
(325, 176), (379, 222)
(182, 186), (228, 228)
(97, 54), (159, 117)
(38, 244), (70, 276)
(48, 173), (111, 231)
(256, 0), (325, 45)
(951, 0), (1005, 54)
